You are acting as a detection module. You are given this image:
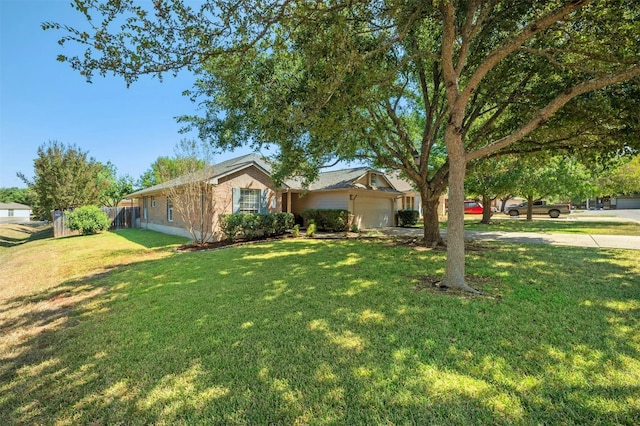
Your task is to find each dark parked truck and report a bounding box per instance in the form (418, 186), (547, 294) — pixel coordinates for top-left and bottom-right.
(506, 200), (571, 218)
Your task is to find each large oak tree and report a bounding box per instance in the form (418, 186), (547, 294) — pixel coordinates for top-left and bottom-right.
(47, 0), (640, 292)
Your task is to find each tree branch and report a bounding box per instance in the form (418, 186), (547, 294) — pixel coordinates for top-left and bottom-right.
(458, 0), (591, 110)
(467, 64), (640, 161)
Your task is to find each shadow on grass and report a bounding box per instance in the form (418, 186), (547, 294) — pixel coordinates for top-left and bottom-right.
(0, 224), (53, 248)
(109, 228), (191, 250)
(1, 239), (638, 424)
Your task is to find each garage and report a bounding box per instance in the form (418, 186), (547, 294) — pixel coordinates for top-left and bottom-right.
(354, 196), (394, 228)
(615, 197), (640, 209)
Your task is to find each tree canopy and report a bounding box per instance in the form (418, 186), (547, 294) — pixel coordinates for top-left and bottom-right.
(47, 0), (640, 291)
(0, 187), (35, 206)
(137, 156), (205, 189)
(100, 162), (135, 207)
(598, 155), (640, 196)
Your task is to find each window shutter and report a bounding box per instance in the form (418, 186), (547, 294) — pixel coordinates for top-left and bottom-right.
(260, 189), (268, 214)
(232, 188), (240, 214)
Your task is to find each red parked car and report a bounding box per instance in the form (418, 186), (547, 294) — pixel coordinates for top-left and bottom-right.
(464, 200), (484, 214)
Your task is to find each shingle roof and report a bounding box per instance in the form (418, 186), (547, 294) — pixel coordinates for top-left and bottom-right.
(281, 167), (400, 193)
(127, 153), (272, 198)
(0, 202), (32, 210)
(386, 172), (417, 193)
(126, 153), (401, 197)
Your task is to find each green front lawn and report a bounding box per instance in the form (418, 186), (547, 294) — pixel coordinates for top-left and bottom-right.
(1, 228), (638, 424)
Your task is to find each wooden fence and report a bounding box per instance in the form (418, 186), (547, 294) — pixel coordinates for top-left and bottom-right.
(52, 207), (140, 238)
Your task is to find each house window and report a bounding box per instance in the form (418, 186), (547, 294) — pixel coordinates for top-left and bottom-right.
(143, 197), (148, 220)
(151, 196), (156, 208)
(239, 189), (260, 213)
(167, 200), (173, 222)
(405, 196), (415, 210)
(8, 209), (14, 217)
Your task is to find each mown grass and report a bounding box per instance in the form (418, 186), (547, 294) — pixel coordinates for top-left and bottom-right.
(0, 223), (53, 248)
(1, 227), (638, 425)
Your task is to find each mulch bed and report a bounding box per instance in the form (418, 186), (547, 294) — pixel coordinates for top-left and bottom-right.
(175, 235), (292, 252)
(176, 233), (495, 255)
(175, 231), (362, 252)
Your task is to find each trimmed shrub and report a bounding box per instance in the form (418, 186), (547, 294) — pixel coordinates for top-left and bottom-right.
(397, 210), (420, 227)
(301, 209), (351, 232)
(66, 205), (111, 235)
(306, 221), (316, 237)
(273, 212), (295, 236)
(220, 212), (294, 242)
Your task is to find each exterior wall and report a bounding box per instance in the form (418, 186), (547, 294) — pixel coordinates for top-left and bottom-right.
(0, 208), (31, 223)
(0, 208), (31, 218)
(217, 167), (281, 213)
(144, 222), (193, 240)
(137, 165), (281, 242)
(291, 191), (348, 213)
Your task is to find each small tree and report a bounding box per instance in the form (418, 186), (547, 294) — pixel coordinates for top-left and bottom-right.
(66, 205), (111, 235)
(465, 156), (520, 224)
(18, 141), (109, 217)
(138, 156), (205, 189)
(508, 155), (594, 221)
(161, 140), (222, 246)
(100, 162), (134, 207)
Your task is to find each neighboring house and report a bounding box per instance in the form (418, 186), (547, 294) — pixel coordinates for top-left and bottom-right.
(610, 195), (640, 209)
(386, 173), (422, 216)
(127, 153), (403, 240)
(0, 202), (32, 224)
(386, 173), (450, 217)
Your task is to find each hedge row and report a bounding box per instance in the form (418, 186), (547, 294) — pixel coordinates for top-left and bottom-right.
(301, 209), (351, 232)
(220, 212), (295, 242)
(396, 209), (420, 227)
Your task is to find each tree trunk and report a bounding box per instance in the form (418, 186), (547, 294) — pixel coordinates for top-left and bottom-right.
(500, 195), (511, 213)
(481, 193), (492, 224)
(526, 194), (534, 221)
(442, 127), (480, 293)
(421, 190), (444, 247)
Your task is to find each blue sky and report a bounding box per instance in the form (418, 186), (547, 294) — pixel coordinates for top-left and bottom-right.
(0, 0), (257, 188)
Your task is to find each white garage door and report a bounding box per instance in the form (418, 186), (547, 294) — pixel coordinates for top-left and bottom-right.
(616, 197), (640, 209)
(354, 196), (394, 228)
